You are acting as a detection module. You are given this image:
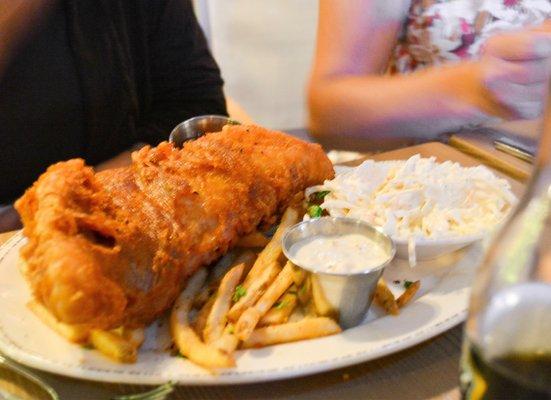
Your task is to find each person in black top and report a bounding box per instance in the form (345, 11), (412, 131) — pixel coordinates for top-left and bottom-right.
(0, 0), (227, 231)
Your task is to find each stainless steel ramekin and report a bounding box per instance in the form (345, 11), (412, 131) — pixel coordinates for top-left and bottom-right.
(282, 217), (395, 328)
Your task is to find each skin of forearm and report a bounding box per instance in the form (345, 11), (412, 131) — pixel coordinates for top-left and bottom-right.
(308, 62), (503, 151)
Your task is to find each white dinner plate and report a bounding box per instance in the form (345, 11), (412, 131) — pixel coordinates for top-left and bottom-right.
(0, 232), (482, 385)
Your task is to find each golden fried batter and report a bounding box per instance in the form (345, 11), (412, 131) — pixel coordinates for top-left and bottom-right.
(15, 125), (333, 329)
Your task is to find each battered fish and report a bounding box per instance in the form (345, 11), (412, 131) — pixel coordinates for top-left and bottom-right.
(15, 125), (333, 329)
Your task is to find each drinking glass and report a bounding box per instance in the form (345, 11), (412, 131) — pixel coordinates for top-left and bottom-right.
(460, 88), (551, 399)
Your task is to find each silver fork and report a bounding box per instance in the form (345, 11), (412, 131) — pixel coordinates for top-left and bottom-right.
(111, 382), (175, 400)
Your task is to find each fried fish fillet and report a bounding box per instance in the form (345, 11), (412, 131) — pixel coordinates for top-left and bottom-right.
(15, 125), (334, 329)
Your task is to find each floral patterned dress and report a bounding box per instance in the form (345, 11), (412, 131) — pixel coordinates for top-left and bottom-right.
(391, 0), (551, 74)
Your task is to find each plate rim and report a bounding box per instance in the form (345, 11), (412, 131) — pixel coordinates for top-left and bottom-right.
(0, 232), (467, 386)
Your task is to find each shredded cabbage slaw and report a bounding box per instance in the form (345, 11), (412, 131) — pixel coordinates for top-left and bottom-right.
(305, 155), (517, 241)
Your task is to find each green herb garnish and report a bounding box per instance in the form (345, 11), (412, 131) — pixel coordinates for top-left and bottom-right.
(232, 285), (247, 302)
(315, 190), (330, 200)
(274, 300), (289, 310)
(404, 280), (413, 289)
(307, 191), (331, 206)
(307, 205), (323, 218)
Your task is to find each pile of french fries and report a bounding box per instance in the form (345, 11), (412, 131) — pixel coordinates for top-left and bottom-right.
(373, 278), (420, 316)
(169, 206), (342, 370)
(27, 300), (144, 363)
(26, 204), (420, 371)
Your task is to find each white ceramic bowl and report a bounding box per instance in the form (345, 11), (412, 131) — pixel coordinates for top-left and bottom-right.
(392, 233), (484, 261)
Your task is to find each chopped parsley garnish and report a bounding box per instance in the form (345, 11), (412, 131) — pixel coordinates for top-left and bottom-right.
(274, 300), (289, 310)
(299, 284), (308, 295)
(313, 190), (330, 201)
(404, 280), (414, 289)
(307, 205), (323, 218)
(232, 285), (247, 302)
(307, 190), (331, 207)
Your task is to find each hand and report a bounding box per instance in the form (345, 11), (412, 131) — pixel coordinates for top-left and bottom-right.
(479, 23), (551, 120)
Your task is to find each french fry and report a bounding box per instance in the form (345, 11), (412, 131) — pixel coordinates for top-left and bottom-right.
(259, 288), (298, 326)
(286, 303), (306, 323)
(192, 251), (237, 309)
(291, 263), (307, 286)
(204, 263), (245, 344)
(207, 251), (256, 292)
(170, 269), (235, 370)
(373, 278), (399, 315)
(297, 274), (312, 305)
(236, 261), (295, 340)
(208, 251), (237, 283)
(170, 324), (235, 371)
(27, 300), (89, 343)
(211, 333), (239, 355)
(211, 324), (240, 354)
(244, 207), (299, 285)
(397, 280), (421, 308)
(310, 274), (339, 320)
(122, 327), (145, 349)
(229, 251), (257, 278)
(227, 260), (281, 322)
(242, 317), (342, 349)
(194, 295), (215, 338)
(192, 287), (211, 310)
(236, 231), (270, 248)
(178, 268), (209, 306)
(89, 329), (137, 363)
(194, 251), (256, 311)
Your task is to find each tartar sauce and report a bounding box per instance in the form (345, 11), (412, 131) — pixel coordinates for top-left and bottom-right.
(289, 233), (390, 274)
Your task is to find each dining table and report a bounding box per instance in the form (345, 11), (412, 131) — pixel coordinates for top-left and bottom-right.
(0, 120), (536, 400)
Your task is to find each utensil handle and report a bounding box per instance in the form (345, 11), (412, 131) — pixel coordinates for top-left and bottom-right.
(493, 140), (535, 164)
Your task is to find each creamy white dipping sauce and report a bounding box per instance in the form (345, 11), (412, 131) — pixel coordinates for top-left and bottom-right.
(289, 233), (390, 274)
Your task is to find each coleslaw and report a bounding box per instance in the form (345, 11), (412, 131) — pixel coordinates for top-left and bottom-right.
(305, 155), (517, 241)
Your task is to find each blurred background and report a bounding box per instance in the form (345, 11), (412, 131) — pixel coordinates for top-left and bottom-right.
(193, 0), (318, 130)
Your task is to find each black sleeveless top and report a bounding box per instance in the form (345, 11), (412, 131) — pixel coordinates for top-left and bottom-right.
(0, 0), (226, 203)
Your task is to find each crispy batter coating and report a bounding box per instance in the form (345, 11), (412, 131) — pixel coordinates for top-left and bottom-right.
(15, 125), (333, 329)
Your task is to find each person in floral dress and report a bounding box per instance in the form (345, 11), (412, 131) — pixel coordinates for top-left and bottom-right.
(308, 0), (551, 150)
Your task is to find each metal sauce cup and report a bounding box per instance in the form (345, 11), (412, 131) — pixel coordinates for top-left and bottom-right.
(169, 115), (240, 148)
(282, 217), (395, 329)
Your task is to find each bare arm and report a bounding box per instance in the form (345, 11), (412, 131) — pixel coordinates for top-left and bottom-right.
(308, 1), (551, 151)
